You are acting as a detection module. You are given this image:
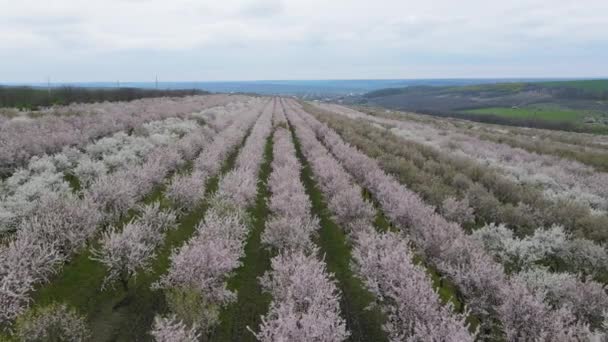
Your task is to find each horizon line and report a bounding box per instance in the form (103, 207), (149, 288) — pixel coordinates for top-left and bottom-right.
(2, 76), (608, 85)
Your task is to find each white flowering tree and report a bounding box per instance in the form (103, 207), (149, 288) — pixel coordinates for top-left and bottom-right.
(92, 202), (175, 291)
(254, 250), (349, 342)
(150, 315), (200, 342)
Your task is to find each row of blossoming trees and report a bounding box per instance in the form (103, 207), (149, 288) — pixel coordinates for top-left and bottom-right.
(0, 96), (268, 339)
(151, 98), (274, 339)
(3, 93), (606, 340)
(283, 99), (476, 341)
(292, 99), (608, 340)
(307, 107), (608, 284)
(251, 106), (349, 341)
(0, 97), (259, 232)
(0, 94), (244, 177)
(306, 102), (608, 315)
(313, 102), (608, 242)
(308, 103), (608, 332)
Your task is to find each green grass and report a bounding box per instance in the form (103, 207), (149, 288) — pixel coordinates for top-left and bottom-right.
(463, 107), (582, 122)
(63, 172), (82, 192)
(211, 134), (274, 342)
(365, 82), (529, 99)
(23, 142), (245, 342)
(289, 124), (389, 342)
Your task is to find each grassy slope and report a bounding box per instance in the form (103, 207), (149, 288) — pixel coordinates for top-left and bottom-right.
(463, 107), (582, 122)
(365, 80), (608, 127)
(369, 80), (608, 98)
(366, 82), (528, 99)
(288, 123), (389, 342)
(446, 82), (527, 95)
(26, 141), (245, 342)
(211, 134), (274, 342)
(364, 82), (608, 134)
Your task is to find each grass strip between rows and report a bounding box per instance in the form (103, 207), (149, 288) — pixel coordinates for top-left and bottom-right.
(211, 133), (274, 342)
(288, 122), (389, 342)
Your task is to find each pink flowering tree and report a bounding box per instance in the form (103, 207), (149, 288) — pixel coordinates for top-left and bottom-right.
(253, 250), (349, 342)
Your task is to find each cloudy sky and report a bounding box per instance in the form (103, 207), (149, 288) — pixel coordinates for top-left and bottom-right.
(1, 0), (607, 82)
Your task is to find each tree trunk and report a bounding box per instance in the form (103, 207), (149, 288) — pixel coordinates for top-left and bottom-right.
(120, 273), (129, 292)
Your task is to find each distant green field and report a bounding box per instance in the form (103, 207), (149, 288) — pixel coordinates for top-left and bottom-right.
(463, 107), (583, 122)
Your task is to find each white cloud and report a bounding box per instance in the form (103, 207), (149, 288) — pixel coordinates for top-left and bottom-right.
(0, 0), (607, 81)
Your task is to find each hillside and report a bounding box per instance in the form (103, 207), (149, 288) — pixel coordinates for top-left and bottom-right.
(352, 80), (608, 133)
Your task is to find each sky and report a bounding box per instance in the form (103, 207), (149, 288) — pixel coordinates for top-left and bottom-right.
(1, 0), (607, 82)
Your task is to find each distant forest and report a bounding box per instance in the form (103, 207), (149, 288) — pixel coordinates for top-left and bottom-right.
(0, 86), (209, 109)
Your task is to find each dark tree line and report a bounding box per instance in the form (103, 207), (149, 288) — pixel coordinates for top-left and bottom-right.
(0, 86), (209, 109)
